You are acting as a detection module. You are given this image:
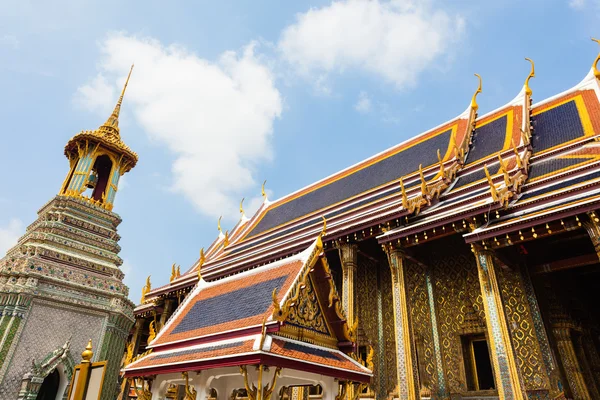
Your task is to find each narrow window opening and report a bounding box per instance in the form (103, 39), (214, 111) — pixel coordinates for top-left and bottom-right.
(462, 334), (495, 391)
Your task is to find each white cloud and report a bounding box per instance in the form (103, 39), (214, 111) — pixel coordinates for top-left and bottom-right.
(74, 74), (115, 114)
(0, 218), (23, 256)
(75, 33), (282, 222)
(278, 0), (464, 89)
(0, 34), (19, 49)
(354, 91), (372, 113)
(569, 0), (586, 8)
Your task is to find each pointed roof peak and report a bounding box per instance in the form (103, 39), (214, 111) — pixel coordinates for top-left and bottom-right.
(98, 64), (134, 139)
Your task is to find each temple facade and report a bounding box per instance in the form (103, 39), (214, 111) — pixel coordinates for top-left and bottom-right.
(123, 46), (600, 400)
(0, 67), (137, 400)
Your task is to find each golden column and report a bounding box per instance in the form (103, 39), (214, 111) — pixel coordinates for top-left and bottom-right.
(338, 243), (358, 329)
(386, 247), (418, 400)
(472, 246), (525, 400)
(552, 324), (592, 400)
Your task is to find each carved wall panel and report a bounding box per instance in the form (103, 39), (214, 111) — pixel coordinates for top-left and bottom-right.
(497, 266), (550, 395)
(405, 260), (436, 397)
(429, 250), (485, 395)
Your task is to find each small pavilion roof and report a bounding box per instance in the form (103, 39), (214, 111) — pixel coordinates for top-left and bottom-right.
(123, 334), (371, 382)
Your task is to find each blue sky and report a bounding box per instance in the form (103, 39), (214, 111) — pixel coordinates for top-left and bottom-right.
(0, 0), (598, 300)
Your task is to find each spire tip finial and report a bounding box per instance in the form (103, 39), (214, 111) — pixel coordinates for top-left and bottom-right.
(524, 58), (535, 96)
(471, 73), (482, 112)
(261, 180), (267, 199)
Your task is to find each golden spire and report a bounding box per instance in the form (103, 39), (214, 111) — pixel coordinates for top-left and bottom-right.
(240, 198), (245, 215)
(98, 64), (134, 138)
(261, 180), (267, 199)
(223, 230), (229, 247)
(81, 339), (93, 363)
(524, 58), (535, 96)
(592, 38), (600, 80)
(471, 73), (482, 112)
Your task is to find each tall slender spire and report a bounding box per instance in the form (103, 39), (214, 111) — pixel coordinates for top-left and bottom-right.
(98, 64), (134, 138)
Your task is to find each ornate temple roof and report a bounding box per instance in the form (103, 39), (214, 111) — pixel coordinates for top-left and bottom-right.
(139, 46), (600, 305)
(127, 235), (368, 380)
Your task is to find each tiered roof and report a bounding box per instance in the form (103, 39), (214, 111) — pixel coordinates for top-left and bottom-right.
(125, 235), (370, 381)
(139, 48), (600, 323)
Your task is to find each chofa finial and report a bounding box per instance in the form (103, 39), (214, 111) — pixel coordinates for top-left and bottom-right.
(217, 216), (222, 234)
(592, 38), (600, 80)
(261, 180), (267, 199)
(471, 73), (482, 112)
(239, 198), (245, 215)
(524, 58), (535, 96)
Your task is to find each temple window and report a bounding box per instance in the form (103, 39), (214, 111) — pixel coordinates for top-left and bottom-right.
(461, 334), (495, 391)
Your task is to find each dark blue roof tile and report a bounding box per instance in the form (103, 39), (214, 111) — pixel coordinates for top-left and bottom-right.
(172, 275), (289, 334)
(247, 129), (453, 238)
(531, 100), (584, 154)
(465, 115), (507, 164)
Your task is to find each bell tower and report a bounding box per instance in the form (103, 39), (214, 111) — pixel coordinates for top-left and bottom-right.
(60, 65), (137, 210)
(0, 67), (137, 400)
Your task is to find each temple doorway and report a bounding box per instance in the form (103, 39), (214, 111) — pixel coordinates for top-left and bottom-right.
(36, 369), (60, 400)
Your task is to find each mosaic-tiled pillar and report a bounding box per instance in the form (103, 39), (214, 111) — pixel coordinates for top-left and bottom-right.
(552, 325), (592, 399)
(472, 247), (525, 400)
(497, 265), (552, 397)
(98, 313), (133, 400)
(424, 269), (449, 399)
(521, 267), (562, 396)
(386, 247), (418, 400)
(159, 299), (176, 329)
(338, 243), (358, 328)
(119, 318), (145, 400)
(0, 294), (32, 375)
(338, 243), (358, 400)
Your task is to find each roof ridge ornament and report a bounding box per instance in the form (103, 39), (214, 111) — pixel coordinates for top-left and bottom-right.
(471, 73), (482, 112)
(524, 58), (535, 96)
(592, 38), (600, 80)
(261, 180), (267, 199)
(198, 248), (205, 281)
(239, 198), (245, 217)
(217, 216), (223, 235)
